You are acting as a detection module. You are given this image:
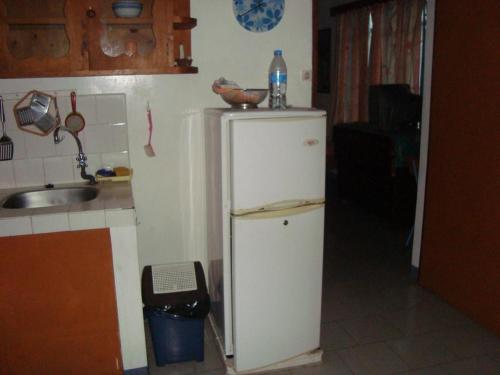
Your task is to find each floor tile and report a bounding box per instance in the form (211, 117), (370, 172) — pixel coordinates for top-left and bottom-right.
(437, 324), (500, 359)
(320, 321), (357, 350)
(194, 341), (225, 373)
(289, 351), (352, 375)
(372, 284), (431, 313)
(381, 301), (449, 336)
(337, 342), (409, 375)
(388, 333), (457, 369)
(339, 315), (404, 344)
(489, 350), (500, 363)
(149, 360), (196, 375)
(399, 366), (450, 375)
(258, 370), (292, 375)
(441, 356), (500, 375)
(322, 295), (382, 322)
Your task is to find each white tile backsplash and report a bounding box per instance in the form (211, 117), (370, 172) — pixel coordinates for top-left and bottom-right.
(55, 129), (83, 156)
(69, 210), (106, 230)
(24, 133), (57, 158)
(96, 94), (127, 125)
(105, 209), (135, 227)
(84, 125), (114, 154)
(76, 95), (98, 125)
(32, 213), (70, 234)
(0, 216), (32, 236)
(3, 99), (18, 132)
(111, 124), (129, 152)
(13, 158), (44, 187)
(44, 156), (75, 184)
(0, 161), (15, 188)
(101, 151), (130, 169)
(9, 128), (27, 160)
(0, 92), (129, 189)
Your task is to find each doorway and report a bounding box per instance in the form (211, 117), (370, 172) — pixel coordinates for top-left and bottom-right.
(313, 0), (435, 279)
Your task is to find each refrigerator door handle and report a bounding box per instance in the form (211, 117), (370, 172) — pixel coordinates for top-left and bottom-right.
(232, 202), (324, 219)
(232, 198), (325, 217)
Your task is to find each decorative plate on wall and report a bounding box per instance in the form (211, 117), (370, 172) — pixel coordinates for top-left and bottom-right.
(233, 0), (285, 33)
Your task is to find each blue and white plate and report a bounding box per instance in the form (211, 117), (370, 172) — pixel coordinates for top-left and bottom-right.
(233, 0), (285, 33)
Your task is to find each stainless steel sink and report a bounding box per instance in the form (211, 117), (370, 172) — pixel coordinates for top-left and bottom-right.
(2, 187), (98, 209)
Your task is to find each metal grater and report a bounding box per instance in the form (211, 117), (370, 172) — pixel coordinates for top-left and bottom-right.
(16, 106), (35, 126)
(151, 262), (198, 294)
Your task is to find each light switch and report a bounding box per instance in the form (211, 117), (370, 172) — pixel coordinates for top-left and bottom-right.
(301, 69), (312, 81)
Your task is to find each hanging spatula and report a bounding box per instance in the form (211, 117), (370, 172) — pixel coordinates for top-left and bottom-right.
(144, 102), (156, 157)
(0, 96), (14, 161)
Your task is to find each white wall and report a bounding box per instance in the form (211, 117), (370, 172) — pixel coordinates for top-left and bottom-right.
(0, 0), (313, 271)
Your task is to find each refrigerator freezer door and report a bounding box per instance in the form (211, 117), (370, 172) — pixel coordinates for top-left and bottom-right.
(230, 116), (326, 211)
(231, 207), (324, 372)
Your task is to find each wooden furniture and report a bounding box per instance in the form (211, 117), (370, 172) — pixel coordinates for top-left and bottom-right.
(0, 0), (197, 77)
(419, 0), (500, 335)
(0, 229), (123, 374)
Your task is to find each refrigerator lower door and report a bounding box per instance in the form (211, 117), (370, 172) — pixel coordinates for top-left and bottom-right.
(231, 206), (324, 372)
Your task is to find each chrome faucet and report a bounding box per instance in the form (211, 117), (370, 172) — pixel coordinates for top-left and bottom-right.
(53, 127), (97, 185)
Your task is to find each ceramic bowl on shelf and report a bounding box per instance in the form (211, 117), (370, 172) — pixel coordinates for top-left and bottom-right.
(112, 1), (143, 18)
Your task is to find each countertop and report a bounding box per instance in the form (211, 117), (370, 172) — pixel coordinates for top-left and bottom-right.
(0, 182), (135, 236)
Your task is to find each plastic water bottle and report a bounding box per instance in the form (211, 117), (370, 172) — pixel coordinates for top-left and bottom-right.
(268, 50), (287, 109)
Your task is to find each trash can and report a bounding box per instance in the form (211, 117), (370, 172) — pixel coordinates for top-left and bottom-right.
(142, 261), (210, 366)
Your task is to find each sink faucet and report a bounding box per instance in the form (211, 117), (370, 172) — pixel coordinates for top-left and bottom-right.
(53, 127), (97, 185)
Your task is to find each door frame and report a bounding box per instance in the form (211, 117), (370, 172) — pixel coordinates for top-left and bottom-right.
(411, 0), (435, 272)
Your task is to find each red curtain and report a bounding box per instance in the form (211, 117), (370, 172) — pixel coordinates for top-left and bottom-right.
(331, 7), (370, 125)
(331, 0), (425, 126)
(370, 0), (426, 94)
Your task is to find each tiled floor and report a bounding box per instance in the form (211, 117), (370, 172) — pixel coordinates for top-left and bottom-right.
(146, 177), (499, 374)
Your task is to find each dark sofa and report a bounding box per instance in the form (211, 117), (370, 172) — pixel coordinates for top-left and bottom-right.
(333, 84), (421, 226)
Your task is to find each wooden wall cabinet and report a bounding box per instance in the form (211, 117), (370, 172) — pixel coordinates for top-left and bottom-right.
(0, 0), (197, 77)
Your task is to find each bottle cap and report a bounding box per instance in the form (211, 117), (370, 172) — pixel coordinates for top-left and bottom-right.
(274, 50), (282, 56)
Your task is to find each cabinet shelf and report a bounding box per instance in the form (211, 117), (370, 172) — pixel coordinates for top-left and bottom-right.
(173, 16), (196, 30)
(5, 17), (67, 25)
(100, 17), (154, 25)
(0, 66), (198, 78)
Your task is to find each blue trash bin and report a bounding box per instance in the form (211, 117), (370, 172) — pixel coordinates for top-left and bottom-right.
(142, 261), (210, 366)
(145, 309), (204, 365)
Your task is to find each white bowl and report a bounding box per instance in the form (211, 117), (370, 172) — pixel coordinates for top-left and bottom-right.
(112, 3), (143, 18)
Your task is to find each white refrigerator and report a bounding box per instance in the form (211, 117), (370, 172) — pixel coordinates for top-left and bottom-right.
(204, 108), (326, 373)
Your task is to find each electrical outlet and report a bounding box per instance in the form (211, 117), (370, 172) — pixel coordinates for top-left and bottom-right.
(301, 69), (312, 81)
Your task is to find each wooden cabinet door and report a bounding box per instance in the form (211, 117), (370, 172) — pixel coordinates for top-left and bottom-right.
(0, 229), (123, 374)
(419, 0), (500, 334)
(0, 0), (87, 77)
(85, 0), (171, 73)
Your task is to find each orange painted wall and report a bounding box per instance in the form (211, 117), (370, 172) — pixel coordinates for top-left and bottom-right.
(419, 0), (500, 334)
(0, 229), (123, 374)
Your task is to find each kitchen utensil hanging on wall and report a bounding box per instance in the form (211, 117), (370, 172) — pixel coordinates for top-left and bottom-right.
(64, 91), (85, 133)
(144, 102), (155, 157)
(0, 96), (14, 160)
(13, 90), (60, 136)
